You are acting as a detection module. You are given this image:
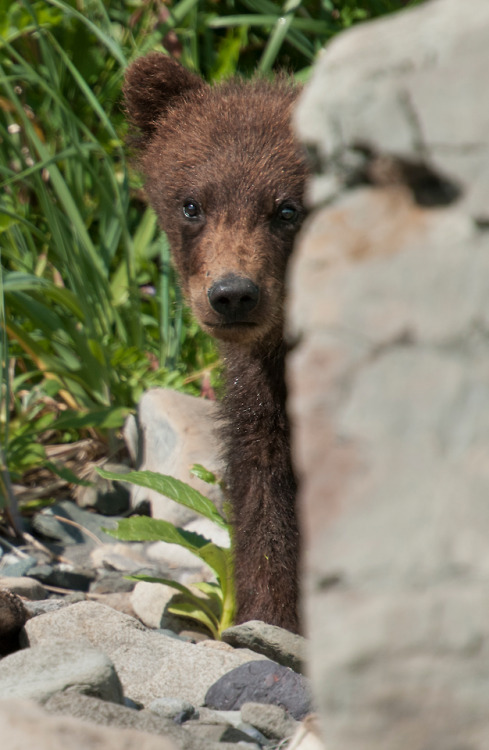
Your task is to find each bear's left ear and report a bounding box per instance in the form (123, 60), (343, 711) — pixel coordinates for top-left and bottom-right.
(123, 53), (206, 145)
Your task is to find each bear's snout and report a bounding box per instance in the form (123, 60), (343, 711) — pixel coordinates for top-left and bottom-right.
(207, 274), (260, 323)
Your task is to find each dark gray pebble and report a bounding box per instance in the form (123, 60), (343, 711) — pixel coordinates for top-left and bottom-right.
(204, 660), (311, 720)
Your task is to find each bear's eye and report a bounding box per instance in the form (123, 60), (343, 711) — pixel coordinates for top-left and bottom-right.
(182, 200), (201, 220)
(276, 203), (299, 224)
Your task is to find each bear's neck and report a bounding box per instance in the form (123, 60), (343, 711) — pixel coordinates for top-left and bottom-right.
(219, 340), (300, 632)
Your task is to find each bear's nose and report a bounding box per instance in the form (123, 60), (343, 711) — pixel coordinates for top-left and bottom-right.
(207, 274), (260, 321)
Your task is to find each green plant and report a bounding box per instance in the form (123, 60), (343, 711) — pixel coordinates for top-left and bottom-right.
(0, 0), (218, 508)
(97, 464), (235, 639)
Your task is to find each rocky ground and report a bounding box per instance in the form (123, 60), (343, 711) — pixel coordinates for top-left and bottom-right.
(0, 465), (320, 750)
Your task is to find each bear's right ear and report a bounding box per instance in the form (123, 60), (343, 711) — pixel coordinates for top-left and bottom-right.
(123, 53), (205, 145)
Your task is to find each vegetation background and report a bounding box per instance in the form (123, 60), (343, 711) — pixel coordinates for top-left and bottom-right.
(0, 0), (421, 526)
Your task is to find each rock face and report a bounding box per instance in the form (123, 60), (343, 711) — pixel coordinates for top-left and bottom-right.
(289, 1), (489, 748)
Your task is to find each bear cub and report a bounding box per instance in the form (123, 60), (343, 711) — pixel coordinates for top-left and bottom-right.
(124, 54), (308, 633)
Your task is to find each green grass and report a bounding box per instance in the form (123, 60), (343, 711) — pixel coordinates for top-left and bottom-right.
(0, 0), (422, 516)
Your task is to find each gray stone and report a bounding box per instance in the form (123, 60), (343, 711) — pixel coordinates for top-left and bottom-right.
(222, 620), (306, 673)
(0, 554), (37, 578)
(29, 563), (95, 592)
(23, 600), (266, 706)
(129, 388), (225, 523)
(196, 709), (268, 744)
(148, 696), (197, 722)
(89, 541), (151, 573)
(44, 693), (201, 750)
(183, 719), (254, 745)
(131, 579), (224, 637)
(76, 462), (131, 515)
(24, 598), (72, 618)
(32, 500), (119, 546)
(0, 640), (123, 704)
(240, 701), (298, 740)
(205, 660), (311, 720)
(0, 575), (48, 600)
(0, 698), (177, 750)
(131, 580), (184, 630)
(90, 570), (136, 594)
(295, 0), (489, 219)
(289, 1), (489, 747)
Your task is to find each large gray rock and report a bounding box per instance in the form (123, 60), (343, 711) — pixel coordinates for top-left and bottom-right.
(222, 620), (306, 673)
(0, 698), (177, 750)
(296, 0), (489, 219)
(289, 1), (489, 748)
(23, 600), (265, 707)
(126, 388), (225, 524)
(44, 693), (203, 750)
(0, 641), (123, 704)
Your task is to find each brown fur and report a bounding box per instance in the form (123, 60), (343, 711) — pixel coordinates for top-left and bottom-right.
(124, 54), (308, 633)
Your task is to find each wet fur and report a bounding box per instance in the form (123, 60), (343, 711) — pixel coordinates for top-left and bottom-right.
(124, 54), (308, 632)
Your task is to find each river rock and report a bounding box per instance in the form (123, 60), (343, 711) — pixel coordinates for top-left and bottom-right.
(222, 620), (306, 673)
(0, 698), (177, 750)
(23, 600), (266, 706)
(205, 660), (311, 720)
(0, 575), (48, 600)
(0, 640), (123, 704)
(128, 388), (225, 524)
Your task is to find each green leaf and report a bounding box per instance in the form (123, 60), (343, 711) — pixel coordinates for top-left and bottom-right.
(106, 515), (210, 550)
(167, 600), (219, 639)
(97, 468), (228, 529)
(190, 464), (220, 485)
(52, 407), (131, 432)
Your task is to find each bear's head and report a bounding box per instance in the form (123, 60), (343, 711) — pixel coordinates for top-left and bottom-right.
(124, 54), (308, 349)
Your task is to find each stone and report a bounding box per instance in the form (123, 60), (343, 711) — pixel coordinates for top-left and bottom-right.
(31, 499), (120, 546)
(295, 0), (489, 219)
(0, 640), (123, 704)
(89, 542), (152, 573)
(0, 575), (48, 600)
(90, 570), (137, 594)
(131, 580), (219, 637)
(29, 564), (95, 592)
(76, 462), (131, 515)
(0, 698), (177, 750)
(240, 701), (298, 740)
(195, 709), (268, 745)
(24, 598), (75, 618)
(131, 580), (180, 630)
(222, 620), (306, 673)
(289, 1), (489, 747)
(23, 600), (266, 706)
(0, 555), (37, 578)
(44, 693), (200, 750)
(129, 388), (225, 524)
(90, 592), (136, 618)
(204, 660), (311, 720)
(148, 696), (197, 722)
(182, 720), (253, 745)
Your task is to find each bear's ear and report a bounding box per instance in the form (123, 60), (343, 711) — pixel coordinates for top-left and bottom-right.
(123, 53), (205, 144)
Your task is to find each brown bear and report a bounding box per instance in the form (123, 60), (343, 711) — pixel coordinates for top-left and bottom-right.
(124, 54), (308, 633)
